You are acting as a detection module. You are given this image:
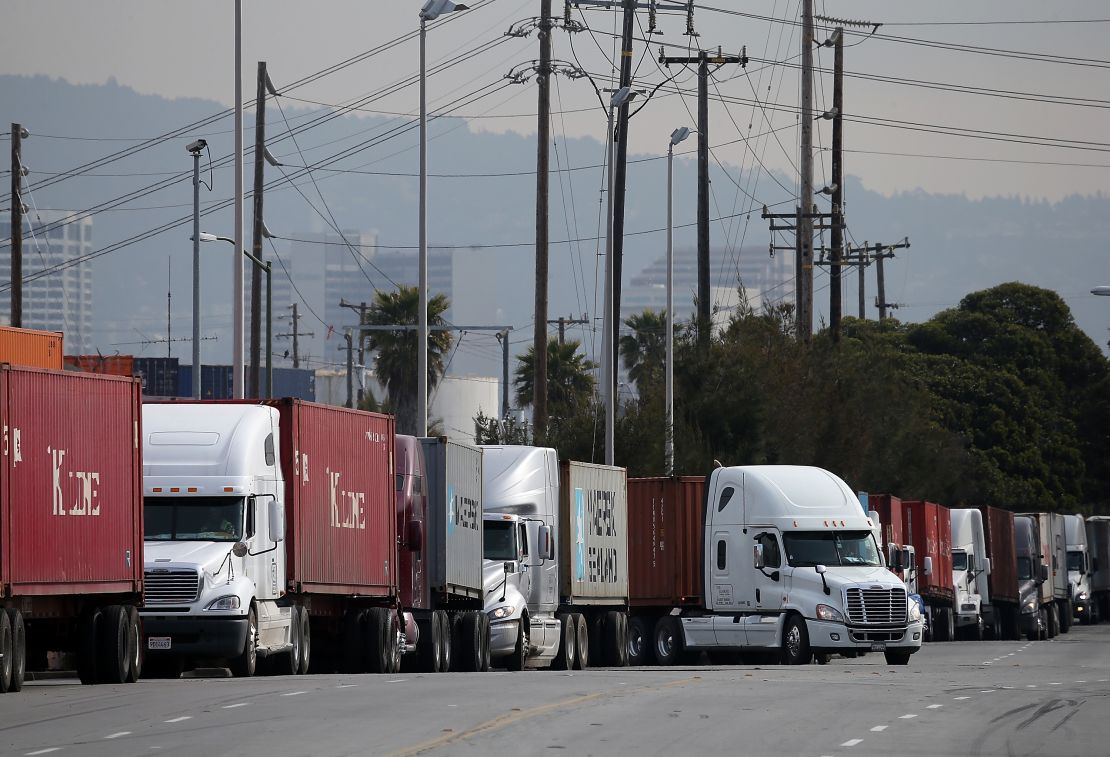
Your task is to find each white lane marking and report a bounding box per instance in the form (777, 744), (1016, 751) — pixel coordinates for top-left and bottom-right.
(1100, 679), (1110, 683)
(223, 703), (249, 709)
(983, 661), (992, 665)
(1026, 684), (1037, 688)
(899, 714), (918, 719)
(1049, 682), (1062, 686)
(841, 739), (864, 747)
(164, 716), (191, 724)
(26, 750), (60, 756)
(980, 690), (996, 693)
(954, 696), (971, 700)
(105, 732), (131, 739)
(1076, 681), (1087, 684)
(282, 691), (307, 697)
(870, 725), (888, 732)
(336, 684), (358, 689)
(387, 679), (405, 684)
(927, 704), (943, 709)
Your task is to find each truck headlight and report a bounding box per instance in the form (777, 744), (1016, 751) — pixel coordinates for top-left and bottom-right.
(815, 604), (844, 623)
(1077, 591), (1089, 602)
(488, 605), (514, 620)
(908, 600), (923, 622)
(1022, 600), (1036, 614)
(205, 595), (241, 611)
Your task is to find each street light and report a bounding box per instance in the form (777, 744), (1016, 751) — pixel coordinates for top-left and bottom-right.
(1092, 286), (1110, 296)
(187, 139), (207, 399)
(603, 86), (637, 466)
(418, 0), (469, 436)
(195, 232), (273, 398)
(665, 126), (692, 476)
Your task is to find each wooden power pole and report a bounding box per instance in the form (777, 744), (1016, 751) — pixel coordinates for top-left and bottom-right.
(798, 0), (815, 341)
(10, 123), (26, 328)
(828, 28), (844, 342)
(533, 0), (552, 439)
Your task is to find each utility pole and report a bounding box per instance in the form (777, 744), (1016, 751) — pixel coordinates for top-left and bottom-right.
(798, 0), (815, 340)
(872, 238), (910, 319)
(249, 61), (268, 399)
(277, 303), (305, 368)
(339, 299), (369, 403)
(547, 314), (588, 345)
(167, 258), (172, 357)
(343, 333), (354, 408)
(659, 47), (747, 348)
(496, 328), (511, 419)
(10, 123), (26, 328)
(611, 0), (636, 369)
(828, 27), (844, 342)
(857, 243), (867, 319)
(533, 0), (553, 440)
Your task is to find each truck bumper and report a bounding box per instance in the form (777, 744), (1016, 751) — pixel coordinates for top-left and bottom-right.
(956, 612), (980, 628)
(488, 618), (520, 658)
(142, 614), (248, 659)
(807, 619), (923, 652)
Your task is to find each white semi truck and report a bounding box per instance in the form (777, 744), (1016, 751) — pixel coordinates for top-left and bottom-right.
(950, 508), (991, 640)
(1064, 514), (1094, 624)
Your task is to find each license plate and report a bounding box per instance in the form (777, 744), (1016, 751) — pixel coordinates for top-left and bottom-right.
(147, 636), (172, 650)
(870, 643), (887, 652)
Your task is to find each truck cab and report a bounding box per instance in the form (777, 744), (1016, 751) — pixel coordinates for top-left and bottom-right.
(1064, 514), (1091, 624)
(691, 466), (923, 665)
(950, 508), (991, 641)
(1014, 515), (1046, 640)
(141, 403), (291, 675)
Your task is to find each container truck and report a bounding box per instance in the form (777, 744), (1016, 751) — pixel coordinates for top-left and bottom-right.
(480, 448), (630, 670)
(975, 505), (1022, 640)
(949, 508), (990, 640)
(626, 468), (923, 667)
(867, 495), (918, 595)
(1019, 512), (1071, 635)
(1015, 514), (1049, 640)
(1064, 514), (1093, 624)
(901, 500), (957, 642)
(141, 399), (401, 677)
(0, 365), (144, 692)
(394, 436), (489, 673)
(1088, 517), (1110, 623)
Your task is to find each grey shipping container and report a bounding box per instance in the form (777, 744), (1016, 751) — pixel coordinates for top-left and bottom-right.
(559, 460), (629, 604)
(421, 436), (484, 600)
(272, 367), (315, 400)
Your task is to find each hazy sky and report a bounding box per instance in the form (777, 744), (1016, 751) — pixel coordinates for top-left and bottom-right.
(4, 0), (1109, 201)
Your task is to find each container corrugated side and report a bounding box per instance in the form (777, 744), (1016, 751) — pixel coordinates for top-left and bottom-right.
(1049, 513), (1068, 600)
(628, 477), (704, 608)
(977, 505), (1019, 604)
(0, 326), (63, 370)
(64, 354), (134, 376)
(867, 494), (904, 550)
(903, 500), (954, 601)
(421, 437), (483, 600)
(559, 461), (628, 604)
(1, 366), (142, 596)
(271, 399), (396, 597)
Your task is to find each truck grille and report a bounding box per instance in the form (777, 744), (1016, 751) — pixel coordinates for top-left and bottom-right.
(144, 569), (201, 604)
(845, 587), (907, 625)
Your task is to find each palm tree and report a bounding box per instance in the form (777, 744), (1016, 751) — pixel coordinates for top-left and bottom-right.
(619, 309), (668, 395)
(514, 338), (596, 415)
(363, 286), (453, 434)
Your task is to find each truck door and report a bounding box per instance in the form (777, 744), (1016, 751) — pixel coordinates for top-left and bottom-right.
(736, 530), (783, 647)
(706, 481), (744, 648)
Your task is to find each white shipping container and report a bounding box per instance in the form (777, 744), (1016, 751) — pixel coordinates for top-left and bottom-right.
(421, 437), (484, 600)
(559, 460), (629, 604)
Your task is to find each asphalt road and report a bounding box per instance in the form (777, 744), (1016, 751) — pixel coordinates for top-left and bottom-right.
(3, 625), (1108, 757)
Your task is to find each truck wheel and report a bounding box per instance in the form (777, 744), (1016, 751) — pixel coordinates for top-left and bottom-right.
(652, 616), (684, 666)
(436, 611), (452, 672)
(341, 609), (366, 673)
(124, 606), (141, 683)
(627, 616), (651, 666)
(277, 606), (303, 676)
(1059, 601), (1072, 633)
(781, 615), (812, 665)
(617, 613), (629, 667)
(230, 605), (259, 677)
(0, 611), (12, 693)
(506, 616), (528, 672)
(552, 614), (577, 670)
(76, 606), (100, 685)
(1047, 606), (1058, 638)
(415, 618), (437, 672)
(4, 609), (25, 692)
(478, 612), (491, 672)
(299, 608), (312, 674)
(573, 614), (588, 670)
(457, 611), (485, 672)
(365, 607), (391, 674)
(884, 651), (912, 666)
(603, 611), (624, 667)
(97, 605), (130, 684)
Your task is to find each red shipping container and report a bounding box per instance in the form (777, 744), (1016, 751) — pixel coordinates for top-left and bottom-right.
(267, 399), (397, 597)
(902, 500), (955, 602)
(868, 494), (904, 549)
(1, 366), (142, 598)
(628, 477), (705, 608)
(0, 325), (63, 370)
(977, 505), (1019, 605)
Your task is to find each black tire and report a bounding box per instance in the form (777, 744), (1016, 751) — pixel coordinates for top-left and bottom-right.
(97, 605), (130, 684)
(124, 606), (141, 683)
(781, 614), (812, 665)
(230, 605), (258, 677)
(478, 612), (491, 672)
(652, 616), (684, 666)
(506, 615), (528, 672)
(1059, 601), (1072, 633)
(0, 611), (12, 694)
(574, 614), (588, 670)
(299, 608), (312, 674)
(552, 614), (576, 670)
(415, 617), (437, 673)
(341, 609), (366, 673)
(457, 611), (485, 673)
(5, 609), (25, 692)
(436, 611), (452, 673)
(933, 608), (951, 642)
(1047, 605), (1058, 638)
(276, 606), (302, 676)
(365, 607), (390, 674)
(76, 606), (100, 685)
(627, 615), (652, 666)
(884, 651), (912, 665)
(1006, 607), (1022, 641)
(603, 610), (623, 667)
(617, 613), (629, 667)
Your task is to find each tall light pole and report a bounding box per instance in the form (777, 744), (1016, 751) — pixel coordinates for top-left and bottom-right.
(232, 0), (245, 398)
(187, 139), (207, 399)
(418, 0), (468, 436)
(604, 86), (636, 466)
(666, 126), (692, 476)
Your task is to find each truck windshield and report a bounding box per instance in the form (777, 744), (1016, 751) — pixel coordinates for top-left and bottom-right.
(783, 531), (882, 567)
(484, 521), (517, 561)
(1017, 556), (1033, 580)
(1067, 551), (1084, 572)
(952, 551), (968, 571)
(145, 496), (245, 542)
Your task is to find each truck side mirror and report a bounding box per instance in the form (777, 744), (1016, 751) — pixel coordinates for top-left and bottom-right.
(1040, 564), (1048, 583)
(753, 543), (765, 570)
(269, 499), (285, 543)
(901, 549), (912, 573)
(982, 557), (991, 575)
(538, 525), (554, 561)
(923, 556), (933, 576)
(407, 520), (424, 551)
(504, 560), (514, 575)
(889, 546), (904, 572)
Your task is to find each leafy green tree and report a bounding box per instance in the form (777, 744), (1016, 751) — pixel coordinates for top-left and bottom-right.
(363, 286), (453, 435)
(514, 338), (596, 416)
(473, 410), (531, 445)
(619, 310), (669, 395)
